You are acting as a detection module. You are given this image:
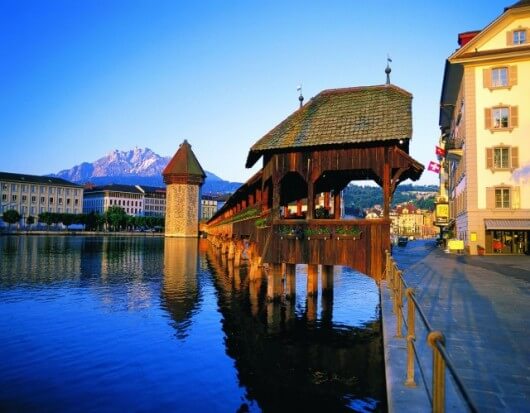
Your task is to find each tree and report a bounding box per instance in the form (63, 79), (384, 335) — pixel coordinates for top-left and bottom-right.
(3, 209), (21, 230)
(39, 212), (54, 229)
(26, 216), (35, 227)
(105, 206), (127, 231)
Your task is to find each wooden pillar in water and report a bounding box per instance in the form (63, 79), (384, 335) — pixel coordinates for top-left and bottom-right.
(321, 265), (334, 292)
(307, 264), (318, 296)
(267, 263), (283, 301)
(285, 264), (296, 299)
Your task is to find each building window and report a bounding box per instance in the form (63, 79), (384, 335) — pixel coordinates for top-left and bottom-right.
(485, 106), (519, 130)
(58, 198), (63, 205)
(22, 185), (27, 192)
(493, 107), (509, 128)
(491, 67), (508, 87)
(22, 195), (27, 203)
(31, 196), (36, 203)
(514, 29), (527, 45)
(2, 194), (6, 201)
(495, 188), (510, 208)
(494, 147), (510, 169)
(40, 196), (45, 203)
(49, 197), (54, 204)
(1, 183), (7, 190)
(11, 184), (17, 191)
(11, 194), (17, 201)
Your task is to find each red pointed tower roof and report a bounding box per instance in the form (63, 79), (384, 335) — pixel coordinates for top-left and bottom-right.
(162, 140), (206, 185)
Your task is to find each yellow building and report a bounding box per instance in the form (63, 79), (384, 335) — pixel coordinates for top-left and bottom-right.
(0, 171), (83, 227)
(439, 1), (530, 254)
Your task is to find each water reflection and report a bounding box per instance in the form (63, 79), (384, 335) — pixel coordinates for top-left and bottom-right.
(205, 244), (386, 412)
(0, 236), (385, 412)
(162, 238), (201, 339)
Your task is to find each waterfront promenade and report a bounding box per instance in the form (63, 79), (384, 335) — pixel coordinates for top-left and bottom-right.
(382, 240), (530, 412)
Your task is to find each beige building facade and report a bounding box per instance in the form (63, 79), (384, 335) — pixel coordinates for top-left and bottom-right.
(0, 171), (83, 226)
(440, 1), (530, 254)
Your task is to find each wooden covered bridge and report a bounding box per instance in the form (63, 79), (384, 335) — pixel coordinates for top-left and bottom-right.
(206, 84), (423, 298)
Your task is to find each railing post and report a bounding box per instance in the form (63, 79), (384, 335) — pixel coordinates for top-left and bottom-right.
(405, 288), (416, 387)
(385, 250), (390, 282)
(395, 271), (403, 338)
(428, 331), (446, 413)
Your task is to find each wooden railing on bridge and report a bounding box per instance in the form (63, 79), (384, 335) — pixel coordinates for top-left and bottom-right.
(206, 212), (391, 280)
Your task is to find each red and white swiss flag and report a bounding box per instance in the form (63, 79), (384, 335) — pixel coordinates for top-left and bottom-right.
(427, 161), (441, 173)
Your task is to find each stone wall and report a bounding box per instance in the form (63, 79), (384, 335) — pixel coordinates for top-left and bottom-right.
(165, 183), (200, 237)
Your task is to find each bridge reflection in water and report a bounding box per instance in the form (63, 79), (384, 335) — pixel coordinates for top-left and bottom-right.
(161, 238), (386, 412)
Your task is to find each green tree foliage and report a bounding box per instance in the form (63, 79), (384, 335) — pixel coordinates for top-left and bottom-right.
(105, 206), (127, 231)
(343, 184), (438, 214)
(26, 216), (35, 226)
(2, 209), (21, 229)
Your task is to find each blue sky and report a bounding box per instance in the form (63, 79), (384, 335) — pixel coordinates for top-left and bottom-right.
(0, 0), (509, 184)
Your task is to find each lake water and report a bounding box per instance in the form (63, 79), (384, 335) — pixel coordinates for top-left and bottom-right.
(0, 236), (386, 412)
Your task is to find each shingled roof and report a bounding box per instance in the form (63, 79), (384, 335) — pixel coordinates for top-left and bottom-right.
(246, 84), (412, 168)
(163, 140), (206, 184)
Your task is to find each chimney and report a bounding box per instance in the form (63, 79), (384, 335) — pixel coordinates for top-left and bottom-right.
(458, 31), (480, 47)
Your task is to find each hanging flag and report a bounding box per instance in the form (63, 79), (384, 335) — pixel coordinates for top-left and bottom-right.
(435, 146), (446, 156)
(428, 161), (441, 173)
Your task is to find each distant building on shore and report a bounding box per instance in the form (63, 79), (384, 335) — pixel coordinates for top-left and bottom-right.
(137, 185), (166, 217)
(83, 184), (144, 216)
(0, 171), (83, 226)
(439, 1), (530, 254)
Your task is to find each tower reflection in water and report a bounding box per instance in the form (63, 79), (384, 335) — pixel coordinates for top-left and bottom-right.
(202, 241), (386, 412)
(162, 238), (201, 340)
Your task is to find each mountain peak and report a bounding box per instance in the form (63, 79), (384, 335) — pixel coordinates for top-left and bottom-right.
(50, 147), (242, 194)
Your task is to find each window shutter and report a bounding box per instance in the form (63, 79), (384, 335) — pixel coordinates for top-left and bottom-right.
(511, 147), (519, 168)
(507, 31), (513, 46)
(486, 187), (495, 209)
(510, 106), (518, 127)
(486, 148), (493, 169)
(512, 186), (520, 209)
(483, 68), (492, 88)
(509, 65), (518, 86)
(485, 108), (492, 129)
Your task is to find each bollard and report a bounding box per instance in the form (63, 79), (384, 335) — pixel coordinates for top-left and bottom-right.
(428, 331), (446, 413)
(405, 288), (416, 387)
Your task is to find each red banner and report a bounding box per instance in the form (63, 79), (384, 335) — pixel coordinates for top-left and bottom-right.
(435, 146), (446, 156)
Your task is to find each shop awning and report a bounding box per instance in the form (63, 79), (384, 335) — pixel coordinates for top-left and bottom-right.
(484, 219), (530, 230)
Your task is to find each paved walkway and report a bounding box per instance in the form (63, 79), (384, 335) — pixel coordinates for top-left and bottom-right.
(382, 239), (530, 412)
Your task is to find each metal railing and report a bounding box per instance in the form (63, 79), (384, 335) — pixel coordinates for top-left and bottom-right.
(384, 251), (478, 413)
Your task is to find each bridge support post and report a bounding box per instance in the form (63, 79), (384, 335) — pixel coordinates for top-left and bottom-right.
(307, 264), (319, 296)
(234, 242), (242, 267)
(267, 263), (283, 301)
(321, 265), (334, 292)
(285, 264), (296, 300)
(228, 240), (235, 260)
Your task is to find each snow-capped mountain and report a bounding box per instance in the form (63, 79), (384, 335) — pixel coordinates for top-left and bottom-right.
(49, 147), (239, 194)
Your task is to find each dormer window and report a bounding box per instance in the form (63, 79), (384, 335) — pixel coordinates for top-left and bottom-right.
(513, 29), (526, 45)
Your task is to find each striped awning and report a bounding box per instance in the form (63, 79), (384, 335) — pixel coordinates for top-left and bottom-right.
(484, 219), (530, 230)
